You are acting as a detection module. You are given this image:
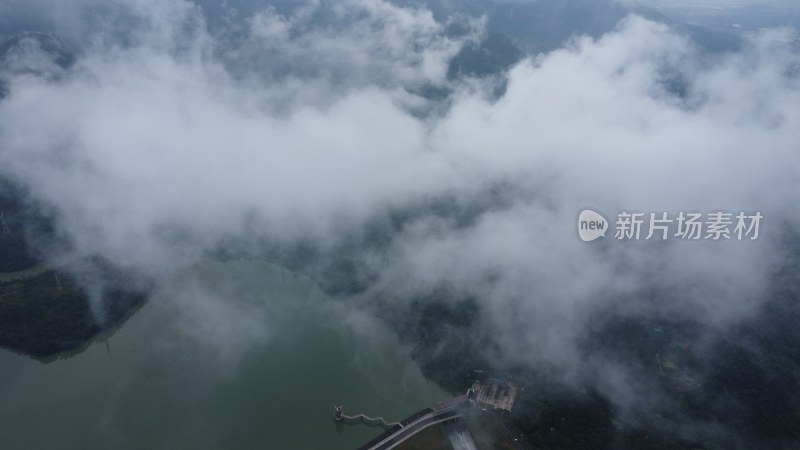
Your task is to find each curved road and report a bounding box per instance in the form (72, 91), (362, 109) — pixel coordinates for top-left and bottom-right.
(355, 395), (530, 450)
(366, 409), (463, 450)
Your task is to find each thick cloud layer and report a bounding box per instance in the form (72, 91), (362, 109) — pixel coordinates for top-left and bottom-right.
(1, 0), (799, 440)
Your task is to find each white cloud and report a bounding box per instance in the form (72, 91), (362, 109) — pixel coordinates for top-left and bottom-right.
(1, 0), (799, 423)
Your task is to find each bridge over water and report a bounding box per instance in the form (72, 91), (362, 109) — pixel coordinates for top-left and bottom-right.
(335, 395), (473, 450)
(334, 406), (401, 430)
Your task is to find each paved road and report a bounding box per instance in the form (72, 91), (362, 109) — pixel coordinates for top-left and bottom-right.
(357, 395), (530, 450)
(366, 408), (464, 449)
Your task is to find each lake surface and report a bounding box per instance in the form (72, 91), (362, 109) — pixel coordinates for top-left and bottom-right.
(0, 260), (448, 449)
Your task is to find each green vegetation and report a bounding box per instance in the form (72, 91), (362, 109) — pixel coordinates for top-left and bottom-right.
(388, 291), (489, 394)
(374, 275), (799, 450)
(0, 181), (39, 272)
(510, 390), (615, 450)
(447, 32), (522, 79)
(0, 184), (149, 360)
(0, 270), (98, 357)
(0, 233), (38, 272)
(464, 410), (520, 450)
(0, 269), (146, 358)
(393, 423), (450, 450)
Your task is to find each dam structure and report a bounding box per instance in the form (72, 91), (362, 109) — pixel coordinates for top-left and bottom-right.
(336, 395), (474, 450)
(336, 378), (528, 450)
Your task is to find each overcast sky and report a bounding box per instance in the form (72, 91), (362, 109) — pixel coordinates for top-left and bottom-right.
(626, 0), (796, 6)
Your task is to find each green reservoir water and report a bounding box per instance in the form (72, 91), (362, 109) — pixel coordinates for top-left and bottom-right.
(0, 260), (448, 449)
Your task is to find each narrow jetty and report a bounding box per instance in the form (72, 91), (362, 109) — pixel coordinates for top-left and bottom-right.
(334, 405), (402, 430)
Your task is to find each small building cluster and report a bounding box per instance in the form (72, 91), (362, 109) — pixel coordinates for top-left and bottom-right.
(468, 378), (518, 412)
